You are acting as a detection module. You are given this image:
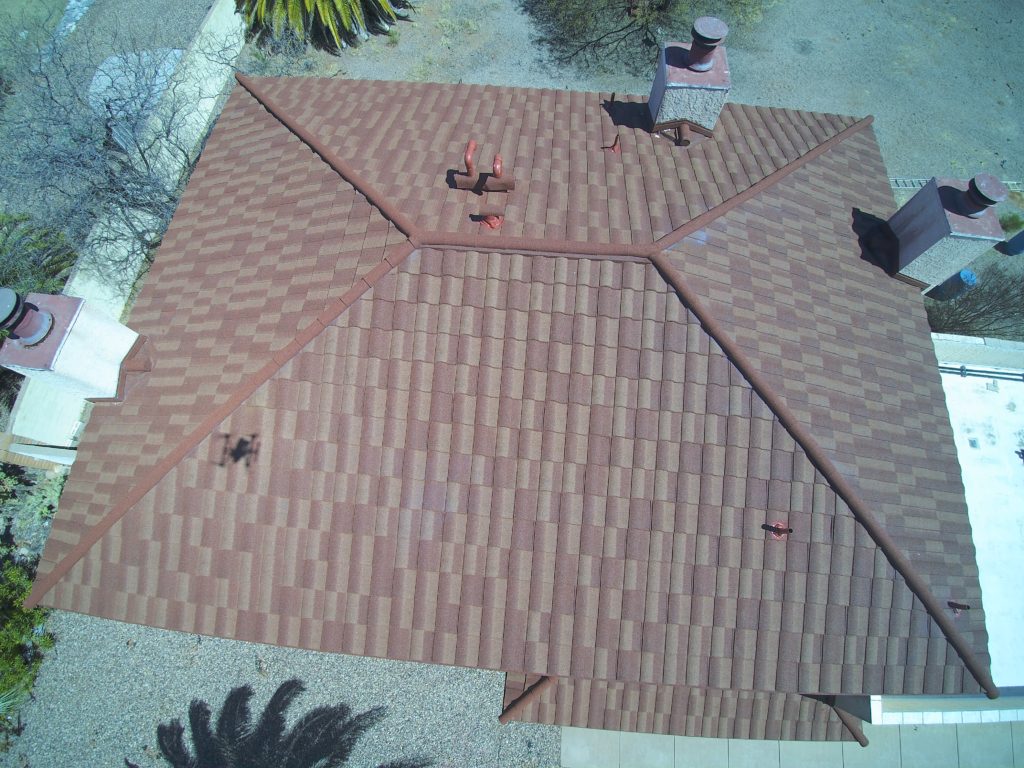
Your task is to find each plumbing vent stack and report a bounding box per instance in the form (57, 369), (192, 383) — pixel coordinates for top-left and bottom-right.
(648, 17), (731, 132)
(0, 289), (144, 401)
(889, 174), (1007, 290)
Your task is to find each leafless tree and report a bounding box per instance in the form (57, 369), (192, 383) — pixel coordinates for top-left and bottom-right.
(925, 264), (1024, 342)
(519, 0), (769, 74)
(0, 19), (237, 291)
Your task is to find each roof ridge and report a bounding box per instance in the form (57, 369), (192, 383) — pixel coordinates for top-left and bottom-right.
(654, 116), (874, 253)
(234, 74), (420, 240)
(648, 249), (998, 699)
(26, 242), (418, 609)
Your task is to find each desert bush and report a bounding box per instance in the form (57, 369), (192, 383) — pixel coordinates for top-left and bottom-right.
(0, 561), (53, 748)
(520, 0), (774, 74)
(0, 20), (236, 292)
(925, 263), (1024, 342)
(0, 468), (64, 565)
(0, 467), (60, 748)
(235, 0), (413, 51)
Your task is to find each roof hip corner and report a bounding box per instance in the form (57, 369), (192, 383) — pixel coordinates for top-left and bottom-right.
(653, 115), (875, 253)
(234, 73), (419, 239)
(647, 246), (998, 700)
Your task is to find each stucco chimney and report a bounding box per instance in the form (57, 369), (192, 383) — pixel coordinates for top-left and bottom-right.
(889, 174), (1007, 290)
(0, 289), (149, 401)
(648, 17), (731, 133)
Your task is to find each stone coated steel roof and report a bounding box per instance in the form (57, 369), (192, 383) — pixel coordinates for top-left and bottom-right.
(29, 75), (994, 743)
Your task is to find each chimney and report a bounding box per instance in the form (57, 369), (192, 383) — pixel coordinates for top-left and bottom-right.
(648, 17), (731, 134)
(888, 174), (1008, 290)
(0, 289), (149, 401)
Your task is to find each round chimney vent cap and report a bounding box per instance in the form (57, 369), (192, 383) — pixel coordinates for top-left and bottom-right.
(0, 288), (21, 328)
(692, 16), (729, 44)
(969, 173), (1008, 206)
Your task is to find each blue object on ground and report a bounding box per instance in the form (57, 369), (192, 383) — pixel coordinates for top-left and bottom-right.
(926, 269), (978, 301)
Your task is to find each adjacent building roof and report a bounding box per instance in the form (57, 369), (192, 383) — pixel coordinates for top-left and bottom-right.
(29, 75), (995, 742)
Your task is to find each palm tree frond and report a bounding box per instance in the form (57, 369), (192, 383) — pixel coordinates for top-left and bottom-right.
(216, 684), (255, 745)
(188, 699), (224, 765)
(243, 678), (305, 756)
(156, 720), (194, 768)
(147, 679), (426, 768)
(321, 706), (386, 768)
(281, 705), (354, 768)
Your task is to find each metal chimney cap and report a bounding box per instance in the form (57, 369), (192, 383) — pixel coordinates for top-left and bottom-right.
(969, 173), (1008, 207)
(0, 288), (21, 328)
(692, 16), (729, 44)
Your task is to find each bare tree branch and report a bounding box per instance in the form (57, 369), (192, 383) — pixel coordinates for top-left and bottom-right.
(0, 19), (240, 292)
(925, 264), (1024, 342)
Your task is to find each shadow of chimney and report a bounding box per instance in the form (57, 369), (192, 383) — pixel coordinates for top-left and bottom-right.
(852, 208), (898, 274)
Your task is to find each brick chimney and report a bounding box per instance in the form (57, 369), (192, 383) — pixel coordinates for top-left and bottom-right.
(0, 289), (149, 401)
(648, 17), (731, 134)
(888, 174), (1007, 290)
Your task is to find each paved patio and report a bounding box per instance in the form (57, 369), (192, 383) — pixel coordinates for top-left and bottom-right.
(562, 720), (1024, 768)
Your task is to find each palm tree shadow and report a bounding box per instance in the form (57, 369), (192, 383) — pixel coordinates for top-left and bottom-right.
(132, 678), (431, 768)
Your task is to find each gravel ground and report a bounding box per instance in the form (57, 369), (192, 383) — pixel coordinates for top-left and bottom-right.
(1, 611), (559, 768)
(72, 0), (215, 51)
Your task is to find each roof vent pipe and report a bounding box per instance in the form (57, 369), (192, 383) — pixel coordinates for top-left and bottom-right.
(687, 16), (729, 71)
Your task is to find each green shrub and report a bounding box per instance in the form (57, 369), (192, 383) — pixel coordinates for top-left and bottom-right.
(0, 468), (64, 565)
(0, 213), (77, 296)
(0, 561), (52, 744)
(999, 211), (1024, 235)
(235, 0), (414, 51)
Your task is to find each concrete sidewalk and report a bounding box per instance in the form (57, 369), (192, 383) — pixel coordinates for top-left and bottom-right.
(563, 720), (1024, 768)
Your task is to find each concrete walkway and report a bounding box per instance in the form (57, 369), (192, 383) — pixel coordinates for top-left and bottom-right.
(562, 720), (1024, 768)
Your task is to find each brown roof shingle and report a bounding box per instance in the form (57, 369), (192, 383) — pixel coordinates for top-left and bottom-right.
(30, 75), (993, 742)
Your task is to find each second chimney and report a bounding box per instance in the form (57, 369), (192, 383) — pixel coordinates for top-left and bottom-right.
(648, 17), (731, 133)
(888, 174), (1007, 290)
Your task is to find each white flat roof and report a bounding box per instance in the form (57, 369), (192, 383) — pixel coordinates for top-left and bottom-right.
(937, 336), (1024, 688)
